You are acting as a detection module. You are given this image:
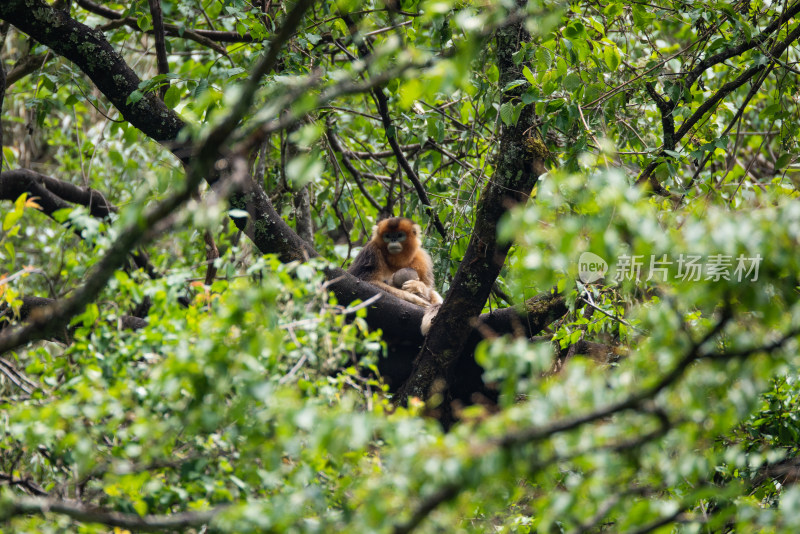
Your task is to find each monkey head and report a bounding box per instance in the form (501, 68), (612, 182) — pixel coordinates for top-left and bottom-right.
(373, 217), (420, 256)
(390, 267), (419, 288)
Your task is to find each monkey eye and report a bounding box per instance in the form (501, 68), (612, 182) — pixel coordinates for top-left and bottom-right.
(384, 232), (407, 242)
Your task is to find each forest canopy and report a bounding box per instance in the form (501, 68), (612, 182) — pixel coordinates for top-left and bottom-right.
(1, 0), (800, 532)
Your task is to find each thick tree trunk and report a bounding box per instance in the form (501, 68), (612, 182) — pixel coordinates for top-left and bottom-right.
(397, 3), (549, 412)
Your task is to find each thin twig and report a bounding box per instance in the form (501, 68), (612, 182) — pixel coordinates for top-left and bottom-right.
(146, 0), (170, 100)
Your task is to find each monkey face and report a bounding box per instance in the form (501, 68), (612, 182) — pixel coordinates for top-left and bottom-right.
(382, 231), (407, 254)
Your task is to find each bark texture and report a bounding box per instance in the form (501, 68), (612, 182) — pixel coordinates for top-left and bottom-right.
(397, 6), (548, 408)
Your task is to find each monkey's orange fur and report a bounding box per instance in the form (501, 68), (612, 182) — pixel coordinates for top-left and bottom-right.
(348, 217), (441, 308)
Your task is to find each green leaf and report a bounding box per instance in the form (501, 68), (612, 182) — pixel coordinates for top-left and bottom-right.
(486, 64), (499, 83)
(163, 85), (181, 109)
(193, 79), (209, 98)
(76, 302), (100, 327)
(603, 2), (623, 18)
(126, 90), (144, 105)
(563, 72), (582, 91)
(564, 22), (585, 39)
(3, 242), (13, 262)
(521, 88), (540, 105)
(545, 98), (565, 112)
(2, 211), (20, 232)
(286, 154), (324, 189)
(503, 79), (527, 92)
(775, 153), (792, 169)
(632, 4), (654, 27)
(2, 146), (16, 167)
(2, 195), (25, 231)
(536, 47), (553, 71)
(556, 57), (568, 77)
(137, 13), (152, 32)
(52, 208), (73, 224)
(523, 66), (536, 85)
(399, 78), (423, 109)
(13, 193), (26, 212)
(499, 102), (514, 126)
(603, 45), (621, 71)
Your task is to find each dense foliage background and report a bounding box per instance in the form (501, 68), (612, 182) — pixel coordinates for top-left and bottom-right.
(1, 0), (800, 532)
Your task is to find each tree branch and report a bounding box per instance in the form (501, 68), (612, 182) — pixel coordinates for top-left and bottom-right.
(391, 483), (460, 534)
(147, 0), (170, 100)
(0, 25), (280, 352)
(0, 296), (147, 341)
(0, 153), (222, 355)
(0, 0), (317, 264)
(393, 318), (799, 533)
(637, 17), (800, 192)
(372, 87), (448, 237)
(643, 82), (675, 152)
(327, 129), (383, 212)
(0, 169), (164, 280)
(75, 0), (256, 43)
(681, 1), (800, 91)
(4, 53), (48, 87)
(0, 169), (115, 219)
(395, 409), (671, 534)
(337, 12), (447, 235)
(0, 0), (184, 143)
(0, 8), (440, 342)
(0, 496), (226, 533)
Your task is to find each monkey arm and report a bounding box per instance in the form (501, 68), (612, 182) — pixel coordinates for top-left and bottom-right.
(401, 280), (442, 306)
(361, 281), (429, 308)
(408, 249), (435, 287)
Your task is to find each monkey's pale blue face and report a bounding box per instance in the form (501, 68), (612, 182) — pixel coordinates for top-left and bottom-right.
(383, 231), (407, 254)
